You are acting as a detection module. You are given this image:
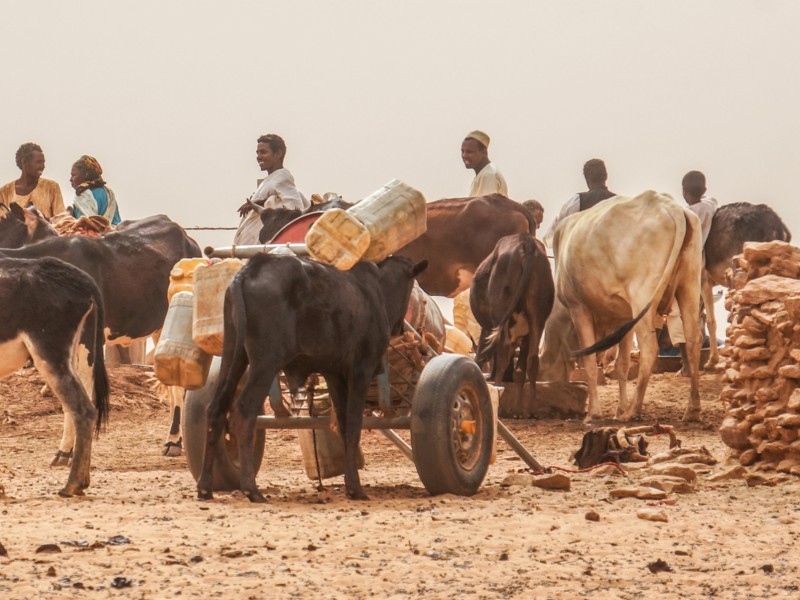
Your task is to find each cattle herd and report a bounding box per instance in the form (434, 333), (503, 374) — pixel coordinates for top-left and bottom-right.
(0, 191), (792, 499)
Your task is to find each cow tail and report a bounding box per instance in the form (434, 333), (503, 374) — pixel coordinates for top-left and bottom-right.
(571, 199), (688, 360)
(228, 272), (249, 371)
(478, 235), (536, 362)
(91, 286), (110, 436)
(571, 302), (652, 359)
(512, 201), (537, 234)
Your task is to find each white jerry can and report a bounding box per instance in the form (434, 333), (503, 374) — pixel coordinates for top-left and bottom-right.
(154, 292), (212, 389)
(192, 258), (245, 355)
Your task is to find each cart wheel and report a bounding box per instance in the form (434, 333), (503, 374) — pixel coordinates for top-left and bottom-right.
(411, 354), (493, 496)
(182, 356), (265, 491)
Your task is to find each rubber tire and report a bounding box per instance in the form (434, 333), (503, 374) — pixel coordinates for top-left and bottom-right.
(182, 356), (266, 491)
(411, 354), (493, 496)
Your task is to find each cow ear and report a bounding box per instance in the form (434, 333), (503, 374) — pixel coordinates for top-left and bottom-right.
(411, 260), (428, 278)
(10, 202), (25, 221)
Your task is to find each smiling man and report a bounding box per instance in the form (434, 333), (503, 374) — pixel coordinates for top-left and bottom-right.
(234, 134), (309, 245)
(461, 130), (508, 197)
(0, 142), (65, 218)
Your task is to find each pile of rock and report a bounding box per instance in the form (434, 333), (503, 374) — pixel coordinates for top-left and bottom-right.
(718, 240), (800, 475)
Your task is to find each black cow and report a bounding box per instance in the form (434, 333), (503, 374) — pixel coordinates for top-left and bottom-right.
(0, 257), (109, 496)
(470, 234), (554, 417)
(197, 254), (426, 503)
(0, 203), (57, 248)
(0, 212), (201, 460)
(250, 195), (355, 244)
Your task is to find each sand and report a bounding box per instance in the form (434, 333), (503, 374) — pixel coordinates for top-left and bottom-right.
(1, 366), (799, 599)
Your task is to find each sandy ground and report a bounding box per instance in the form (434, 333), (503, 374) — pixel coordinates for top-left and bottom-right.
(1, 366), (799, 599)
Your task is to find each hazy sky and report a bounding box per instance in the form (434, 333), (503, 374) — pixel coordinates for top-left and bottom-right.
(3, 0), (799, 253)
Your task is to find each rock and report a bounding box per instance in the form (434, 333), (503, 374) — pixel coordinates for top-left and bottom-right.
(648, 447), (717, 466)
(0, 541), (6, 557)
(637, 508), (669, 522)
(707, 465), (748, 482)
(609, 486), (667, 500)
(734, 335), (766, 349)
(647, 463), (698, 482)
(746, 473), (772, 487)
(720, 417), (753, 451)
(741, 347), (772, 362)
(735, 274), (800, 306)
(739, 449), (758, 466)
(500, 473), (534, 488)
(585, 511), (600, 522)
(591, 464), (626, 477)
(638, 475), (694, 494)
(788, 389), (800, 411)
(777, 414), (800, 428)
(776, 458), (800, 474)
(778, 364), (800, 379)
(531, 473), (571, 491)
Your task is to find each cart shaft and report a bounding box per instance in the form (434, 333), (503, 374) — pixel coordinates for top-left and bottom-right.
(255, 415), (411, 430)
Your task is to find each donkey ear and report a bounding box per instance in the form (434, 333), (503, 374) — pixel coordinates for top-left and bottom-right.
(411, 259), (428, 278)
(9, 202), (26, 221)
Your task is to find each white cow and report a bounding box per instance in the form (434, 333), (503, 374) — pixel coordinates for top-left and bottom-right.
(553, 190), (703, 422)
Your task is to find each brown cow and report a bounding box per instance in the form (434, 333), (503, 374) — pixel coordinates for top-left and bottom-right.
(396, 194), (536, 297)
(470, 234), (554, 417)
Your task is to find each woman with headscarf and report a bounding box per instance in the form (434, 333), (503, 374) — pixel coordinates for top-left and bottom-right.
(70, 155), (121, 225)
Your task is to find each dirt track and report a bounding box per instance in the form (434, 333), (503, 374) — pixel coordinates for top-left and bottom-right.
(1, 366), (799, 599)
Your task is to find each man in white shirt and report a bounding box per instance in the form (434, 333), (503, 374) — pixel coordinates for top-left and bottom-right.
(454, 130), (509, 347)
(462, 130), (508, 197)
(666, 170), (719, 372)
(234, 134), (310, 245)
(543, 158), (616, 245)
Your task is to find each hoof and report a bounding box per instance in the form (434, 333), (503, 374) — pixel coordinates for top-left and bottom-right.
(346, 489), (369, 501)
(58, 486), (85, 498)
(682, 409), (702, 423)
(197, 488), (214, 501)
(50, 450), (72, 467)
(245, 489), (267, 503)
(163, 440), (183, 457)
(583, 414), (601, 424)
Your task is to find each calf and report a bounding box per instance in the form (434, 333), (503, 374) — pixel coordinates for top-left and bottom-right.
(470, 234), (554, 416)
(0, 257), (109, 496)
(197, 254), (426, 502)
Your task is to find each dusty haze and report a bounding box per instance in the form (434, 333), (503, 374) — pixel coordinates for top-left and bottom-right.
(3, 1), (798, 241)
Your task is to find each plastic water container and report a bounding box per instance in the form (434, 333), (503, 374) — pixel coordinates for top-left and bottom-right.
(348, 179), (427, 262)
(405, 282), (445, 348)
(297, 397), (365, 480)
(167, 258), (209, 302)
(304, 208), (371, 270)
(192, 259), (245, 355)
(444, 324), (473, 355)
(154, 292), (212, 389)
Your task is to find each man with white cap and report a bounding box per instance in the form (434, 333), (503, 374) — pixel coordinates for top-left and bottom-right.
(462, 130), (508, 197)
(454, 130), (509, 348)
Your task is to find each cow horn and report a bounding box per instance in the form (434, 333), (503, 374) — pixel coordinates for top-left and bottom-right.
(247, 199), (265, 215)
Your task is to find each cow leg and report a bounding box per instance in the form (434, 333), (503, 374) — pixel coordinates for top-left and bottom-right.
(52, 412), (75, 467)
(613, 335), (633, 420)
(342, 371), (370, 500)
(36, 355), (96, 497)
(676, 286), (702, 422)
(231, 367), (274, 503)
(701, 271), (721, 370)
(197, 353), (249, 500)
(163, 386), (184, 457)
(570, 308), (601, 421)
(625, 317), (658, 421)
(517, 335), (532, 409)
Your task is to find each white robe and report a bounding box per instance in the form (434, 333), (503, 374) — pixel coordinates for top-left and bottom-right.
(469, 162), (508, 197)
(234, 168), (309, 245)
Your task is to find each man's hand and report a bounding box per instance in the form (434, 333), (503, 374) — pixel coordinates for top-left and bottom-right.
(238, 197), (265, 218)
